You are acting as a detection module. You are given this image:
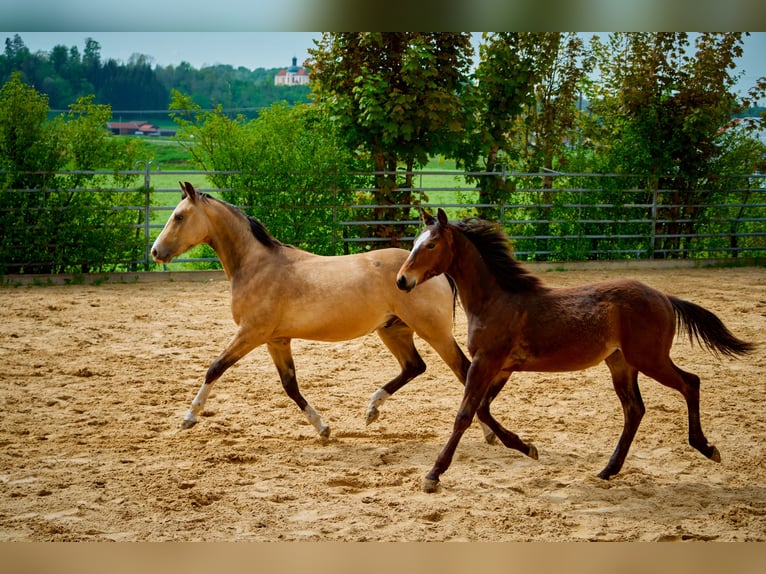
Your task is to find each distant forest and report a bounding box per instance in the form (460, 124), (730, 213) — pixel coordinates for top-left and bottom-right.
(0, 34), (311, 122)
(2, 33), (764, 129)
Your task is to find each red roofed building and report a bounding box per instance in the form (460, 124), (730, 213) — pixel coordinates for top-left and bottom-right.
(106, 121), (175, 136)
(275, 57), (309, 86)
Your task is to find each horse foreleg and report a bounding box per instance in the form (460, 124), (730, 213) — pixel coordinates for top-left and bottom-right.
(476, 372), (538, 458)
(182, 329), (259, 429)
(423, 356), (497, 492)
(598, 351), (644, 479)
(267, 339), (330, 439)
(407, 328), (496, 444)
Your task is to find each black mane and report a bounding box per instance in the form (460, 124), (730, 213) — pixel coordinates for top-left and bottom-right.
(246, 215), (284, 249)
(453, 218), (544, 293)
(200, 193), (285, 249)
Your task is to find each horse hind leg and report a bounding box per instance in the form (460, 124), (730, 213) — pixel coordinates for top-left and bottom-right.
(366, 319), (426, 425)
(640, 359), (720, 464)
(598, 351), (645, 479)
(370, 319), (496, 444)
(267, 339), (330, 438)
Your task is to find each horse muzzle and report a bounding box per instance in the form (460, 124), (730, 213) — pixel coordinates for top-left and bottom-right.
(150, 242), (173, 264)
(396, 273), (416, 292)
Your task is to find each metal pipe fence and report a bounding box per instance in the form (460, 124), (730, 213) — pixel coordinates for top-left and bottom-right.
(1, 168), (765, 275)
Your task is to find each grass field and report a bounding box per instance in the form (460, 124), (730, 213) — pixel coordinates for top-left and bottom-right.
(134, 137), (478, 215)
(128, 138), (480, 270)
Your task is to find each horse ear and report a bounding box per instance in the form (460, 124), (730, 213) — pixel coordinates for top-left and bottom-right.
(437, 208), (449, 227)
(419, 207), (436, 226)
(180, 181), (197, 202)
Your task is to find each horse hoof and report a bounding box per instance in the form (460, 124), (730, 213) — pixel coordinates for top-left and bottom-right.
(365, 408), (380, 425)
(422, 477), (440, 493)
(181, 418), (197, 429)
(527, 444), (539, 460)
(596, 469), (613, 480)
(319, 425), (331, 439)
(484, 431), (497, 445)
(709, 446), (721, 463)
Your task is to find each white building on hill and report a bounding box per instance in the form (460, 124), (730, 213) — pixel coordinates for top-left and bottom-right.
(274, 57), (309, 86)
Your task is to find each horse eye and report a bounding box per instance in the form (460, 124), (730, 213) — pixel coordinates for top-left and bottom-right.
(427, 243), (436, 250)
(174, 214), (184, 222)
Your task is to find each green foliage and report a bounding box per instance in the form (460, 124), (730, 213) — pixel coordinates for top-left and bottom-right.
(0, 75), (144, 275)
(2, 33), (765, 270)
(459, 33), (591, 223)
(170, 94), (361, 254)
(0, 72), (63, 189)
(308, 33), (474, 244)
(583, 32), (766, 258)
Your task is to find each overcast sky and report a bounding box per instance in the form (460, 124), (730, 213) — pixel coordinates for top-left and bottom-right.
(6, 31), (766, 99)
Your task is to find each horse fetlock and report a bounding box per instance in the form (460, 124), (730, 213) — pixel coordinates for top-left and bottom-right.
(303, 405), (330, 439)
(366, 389), (390, 426)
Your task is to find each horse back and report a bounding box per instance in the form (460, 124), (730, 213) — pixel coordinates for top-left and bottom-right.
(471, 278), (677, 372)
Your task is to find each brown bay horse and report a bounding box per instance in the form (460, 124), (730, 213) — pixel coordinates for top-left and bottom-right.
(151, 183), (495, 442)
(396, 208), (755, 492)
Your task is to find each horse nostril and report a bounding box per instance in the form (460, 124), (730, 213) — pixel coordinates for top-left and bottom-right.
(396, 275), (410, 291)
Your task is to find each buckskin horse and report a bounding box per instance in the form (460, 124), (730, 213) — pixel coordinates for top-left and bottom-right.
(151, 183), (495, 442)
(396, 208), (754, 492)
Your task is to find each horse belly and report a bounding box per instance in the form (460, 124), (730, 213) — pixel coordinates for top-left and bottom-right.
(508, 323), (619, 373)
(274, 304), (387, 342)
(516, 346), (616, 373)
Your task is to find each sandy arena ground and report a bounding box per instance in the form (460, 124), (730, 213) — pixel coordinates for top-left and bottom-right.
(0, 265), (764, 541)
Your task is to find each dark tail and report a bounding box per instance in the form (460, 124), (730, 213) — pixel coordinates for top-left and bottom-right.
(446, 274), (459, 321)
(669, 296), (756, 358)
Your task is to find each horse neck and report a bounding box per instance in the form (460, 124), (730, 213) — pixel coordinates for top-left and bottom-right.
(445, 227), (506, 314)
(205, 201), (267, 280)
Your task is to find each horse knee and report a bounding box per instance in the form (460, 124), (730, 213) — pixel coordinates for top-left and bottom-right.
(453, 409), (474, 432)
(624, 400), (645, 422)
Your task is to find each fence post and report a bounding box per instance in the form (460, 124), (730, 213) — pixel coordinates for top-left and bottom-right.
(134, 160), (155, 270)
(650, 187), (658, 259)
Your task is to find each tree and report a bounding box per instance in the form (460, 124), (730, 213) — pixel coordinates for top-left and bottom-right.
(511, 33), (590, 257)
(308, 32), (473, 244)
(457, 33), (590, 223)
(585, 32), (766, 258)
(0, 71), (62, 189)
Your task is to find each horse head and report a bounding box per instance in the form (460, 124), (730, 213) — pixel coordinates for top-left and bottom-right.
(396, 207), (454, 292)
(151, 181), (211, 264)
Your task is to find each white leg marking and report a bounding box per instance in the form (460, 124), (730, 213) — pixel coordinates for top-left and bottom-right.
(182, 383), (213, 428)
(303, 405), (330, 438)
(479, 421), (497, 445)
(365, 388), (391, 425)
